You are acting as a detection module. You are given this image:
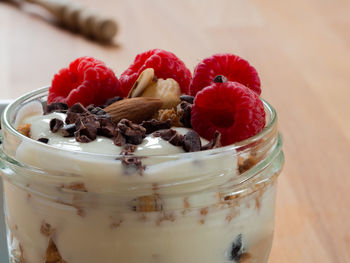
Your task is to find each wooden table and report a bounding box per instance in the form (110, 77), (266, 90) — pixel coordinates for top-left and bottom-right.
(1, 0), (349, 262)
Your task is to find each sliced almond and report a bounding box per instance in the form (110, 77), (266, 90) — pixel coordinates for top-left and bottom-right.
(104, 97), (163, 124)
(142, 78), (181, 109)
(128, 68), (181, 109)
(127, 68), (156, 98)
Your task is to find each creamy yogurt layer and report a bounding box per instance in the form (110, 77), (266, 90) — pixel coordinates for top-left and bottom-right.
(2, 102), (278, 263)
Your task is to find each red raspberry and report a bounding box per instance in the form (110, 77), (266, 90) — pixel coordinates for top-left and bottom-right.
(190, 53), (261, 96)
(191, 80), (265, 146)
(48, 57), (122, 107)
(120, 49), (192, 96)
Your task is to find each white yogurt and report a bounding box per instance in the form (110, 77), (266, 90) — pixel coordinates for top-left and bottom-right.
(3, 108), (277, 263)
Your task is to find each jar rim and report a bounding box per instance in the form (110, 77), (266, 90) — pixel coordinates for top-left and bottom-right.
(1, 87), (278, 158)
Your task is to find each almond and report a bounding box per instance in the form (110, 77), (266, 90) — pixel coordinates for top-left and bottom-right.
(128, 68), (181, 109)
(142, 78), (181, 109)
(104, 97), (163, 124)
(127, 68), (156, 98)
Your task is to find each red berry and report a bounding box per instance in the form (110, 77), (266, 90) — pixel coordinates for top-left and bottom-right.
(120, 49), (192, 96)
(191, 81), (265, 146)
(190, 53), (261, 96)
(48, 57), (122, 107)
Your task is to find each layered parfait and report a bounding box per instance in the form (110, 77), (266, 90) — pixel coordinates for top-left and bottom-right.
(0, 49), (283, 263)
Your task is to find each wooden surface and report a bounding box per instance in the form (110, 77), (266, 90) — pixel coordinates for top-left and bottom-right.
(1, 0), (350, 262)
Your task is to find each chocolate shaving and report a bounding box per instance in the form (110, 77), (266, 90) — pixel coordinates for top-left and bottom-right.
(74, 115), (100, 143)
(88, 106), (110, 119)
(153, 129), (184, 146)
(58, 123), (76, 137)
(86, 104), (95, 112)
(45, 238), (67, 263)
(201, 131), (222, 150)
(120, 144), (137, 154)
(37, 137), (49, 144)
(141, 119), (171, 134)
(117, 119), (146, 145)
(98, 118), (116, 138)
(49, 118), (64, 133)
(121, 156), (145, 175)
(102, 96), (123, 107)
(213, 75), (227, 83)
(119, 144), (144, 175)
(65, 103), (90, 124)
(114, 130), (126, 146)
(180, 95), (194, 104)
(183, 130), (202, 152)
(179, 101), (192, 128)
(45, 102), (68, 114)
(90, 106), (107, 116)
(40, 221), (54, 237)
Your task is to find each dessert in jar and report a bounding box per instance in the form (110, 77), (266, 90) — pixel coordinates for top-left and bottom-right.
(0, 50), (284, 263)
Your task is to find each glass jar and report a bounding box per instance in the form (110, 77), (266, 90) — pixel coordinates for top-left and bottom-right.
(0, 88), (284, 263)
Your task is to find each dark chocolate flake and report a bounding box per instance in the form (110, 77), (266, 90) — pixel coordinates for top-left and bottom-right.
(114, 129), (126, 146)
(180, 95), (194, 104)
(98, 118), (116, 138)
(141, 119), (171, 134)
(45, 102), (68, 114)
(213, 75), (227, 83)
(201, 131), (222, 150)
(58, 123), (76, 137)
(102, 96), (123, 107)
(179, 101), (192, 128)
(118, 119), (146, 145)
(121, 156), (145, 175)
(120, 144), (137, 154)
(90, 106), (107, 116)
(65, 103), (90, 124)
(153, 129), (184, 147)
(230, 234), (244, 262)
(37, 137), (49, 144)
(74, 115), (100, 143)
(49, 118), (64, 133)
(183, 130), (202, 152)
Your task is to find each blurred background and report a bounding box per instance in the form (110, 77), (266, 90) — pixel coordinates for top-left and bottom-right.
(1, 0), (350, 262)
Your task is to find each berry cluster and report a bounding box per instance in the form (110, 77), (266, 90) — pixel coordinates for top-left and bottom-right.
(48, 49), (265, 146)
